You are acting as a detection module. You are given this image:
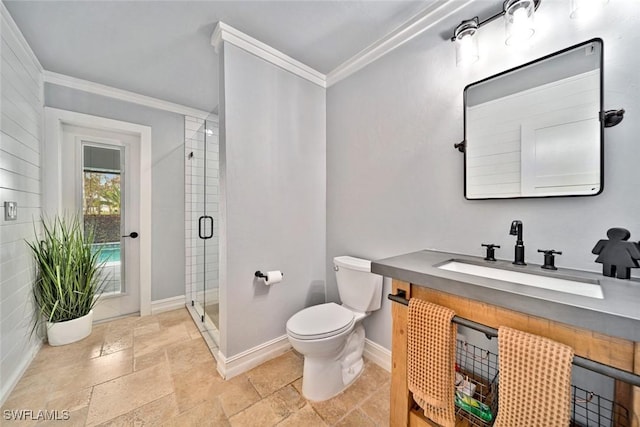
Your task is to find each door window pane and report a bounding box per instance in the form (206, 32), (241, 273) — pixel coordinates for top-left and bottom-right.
(82, 144), (123, 294)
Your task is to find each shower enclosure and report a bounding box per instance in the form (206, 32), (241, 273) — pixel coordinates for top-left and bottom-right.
(185, 116), (220, 348)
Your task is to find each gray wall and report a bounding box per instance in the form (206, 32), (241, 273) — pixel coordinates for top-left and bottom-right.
(44, 84), (187, 301)
(327, 0), (640, 351)
(219, 43), (326, 357)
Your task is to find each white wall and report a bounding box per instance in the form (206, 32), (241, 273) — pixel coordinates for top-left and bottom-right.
(219, 43), (326, 357)
(44, 84), (187, 302)
(327, 0), (640, 351)
(0, 5), (43, 403)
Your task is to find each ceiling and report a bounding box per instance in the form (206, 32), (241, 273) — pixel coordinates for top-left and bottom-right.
(4, 0), (440, 112)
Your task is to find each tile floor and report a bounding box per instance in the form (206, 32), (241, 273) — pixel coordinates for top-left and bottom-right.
(2, 308), (390, 426)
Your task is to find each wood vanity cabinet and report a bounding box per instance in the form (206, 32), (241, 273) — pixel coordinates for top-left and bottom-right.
(389, 279), (640, 427)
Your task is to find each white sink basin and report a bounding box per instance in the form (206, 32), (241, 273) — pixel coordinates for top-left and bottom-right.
(438, 261), (603, 299)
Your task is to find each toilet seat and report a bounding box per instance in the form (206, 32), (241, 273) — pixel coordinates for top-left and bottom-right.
(286, 303), (355, 340)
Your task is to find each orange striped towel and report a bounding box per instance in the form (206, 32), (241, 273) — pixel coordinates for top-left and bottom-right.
(407, 298), (457, 427)
(494, 326), (574, 427)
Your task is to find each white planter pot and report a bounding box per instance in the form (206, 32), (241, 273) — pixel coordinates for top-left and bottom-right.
(46, 310), (94, 346)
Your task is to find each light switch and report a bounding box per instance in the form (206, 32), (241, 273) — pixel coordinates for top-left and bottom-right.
(4, 201), (17, 220)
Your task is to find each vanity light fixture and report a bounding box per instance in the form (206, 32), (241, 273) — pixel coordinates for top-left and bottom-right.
(504, 0), (536, 46)
(454, 18), (479, 66)
(570, 0), (608, 20)
(451, 0), (541, 66)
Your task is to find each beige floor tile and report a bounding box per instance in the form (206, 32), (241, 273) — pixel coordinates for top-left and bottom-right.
(6, 308), (390, 427)
(311, 362), (389, 425)
(25, 328), (107, 375)
(85, 362), (173, 426)
(134, 314), (164, 327)
(54, 348), (134, 391)
(95, 393), (180, 427)
(134, 347), (168, 371)
(228, 394), (290, 427)
(334, 408), (376, 427)
(189, 329), (204, 340)
(133, 323), (191, 358)
(101, 332), (133, 356)
(166, 336), (214, 374)
(359, 381), (390, 426)
(171, 359), (225, 413)
(2, 379), (55, 414)
(182, 317), (201, 335)
(35, 406), (89, 427)
(156, 308), (192, 328)
(133, 322), (161, 337)
(163, 398), (229, 427)
(272, 385), (306, 413)
(218, 374), (261, 417)
(277, 404), (327, 427)
(0, 408), (40, 427)
(104, 319), (135, 335)
(8, 367), (54, 395)
(292, 378), (303, 396)
(338, 362), (389, 410)
(246, 351), (303, 397)
(45, 387), (92, 412)
(310, 395), (351, 425)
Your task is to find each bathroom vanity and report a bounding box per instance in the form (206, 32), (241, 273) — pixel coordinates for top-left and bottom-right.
(372, 250), (640, 427)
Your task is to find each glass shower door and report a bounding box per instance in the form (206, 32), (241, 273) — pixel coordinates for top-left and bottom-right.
(202, 120), (220, 341)
(185, 116), (220, 345)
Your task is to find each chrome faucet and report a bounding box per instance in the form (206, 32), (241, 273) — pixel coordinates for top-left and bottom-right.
(509, 220), (526, 265)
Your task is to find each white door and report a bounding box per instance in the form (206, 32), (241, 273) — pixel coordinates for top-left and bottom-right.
(60, 124), (141, 320)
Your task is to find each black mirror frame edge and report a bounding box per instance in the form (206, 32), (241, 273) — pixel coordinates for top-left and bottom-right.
(456, 38), (624, 201)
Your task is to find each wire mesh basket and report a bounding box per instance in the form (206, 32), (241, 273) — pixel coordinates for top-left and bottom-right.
(452, 340), (631, 427)
(570, 385), (630, 427)
(454, 340), (499, 426)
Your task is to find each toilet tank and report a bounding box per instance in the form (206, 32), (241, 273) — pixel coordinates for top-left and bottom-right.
(334, 256), (383, 313)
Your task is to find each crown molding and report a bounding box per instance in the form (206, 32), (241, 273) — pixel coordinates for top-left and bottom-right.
(1, 2), (43, 73)
(211, 21), (327, 88)
(326, 0), (474, 86)
(43, 71), (213, 120)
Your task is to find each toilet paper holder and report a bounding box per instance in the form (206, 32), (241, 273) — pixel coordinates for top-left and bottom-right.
(255, 270), (284, 280)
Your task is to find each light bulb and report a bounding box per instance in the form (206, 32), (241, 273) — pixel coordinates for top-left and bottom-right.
(454, 19), (479, 67)
(512, 7), (528, 27)
(504, 0), (535, 47)
(456, 34), (479, 66)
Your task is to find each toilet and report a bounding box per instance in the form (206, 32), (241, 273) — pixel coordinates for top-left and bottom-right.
(286, 256), (383, 401)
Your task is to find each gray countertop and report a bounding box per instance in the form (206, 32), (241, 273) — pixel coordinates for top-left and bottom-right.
(372, 249), (640, 342)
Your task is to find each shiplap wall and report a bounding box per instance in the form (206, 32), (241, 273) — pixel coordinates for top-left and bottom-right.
(0, 5), (44, 404)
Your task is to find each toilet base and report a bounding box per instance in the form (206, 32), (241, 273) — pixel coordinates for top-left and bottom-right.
(300, 324), (366, 401)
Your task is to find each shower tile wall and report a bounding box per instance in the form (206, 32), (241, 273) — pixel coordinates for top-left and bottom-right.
(184, 116), (219, 309)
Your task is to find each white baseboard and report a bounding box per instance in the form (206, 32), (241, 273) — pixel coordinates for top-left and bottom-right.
(151, 295), (186, 315)
(364, 339), (391, 373)
(0, 340), (43, 406)
(214, 336), (390, 381)
(216, 335), (291, 380)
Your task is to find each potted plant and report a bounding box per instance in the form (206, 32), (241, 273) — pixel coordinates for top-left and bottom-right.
(27, 215), (107, 346)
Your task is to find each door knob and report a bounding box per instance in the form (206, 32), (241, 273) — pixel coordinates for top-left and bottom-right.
(122, 232), (139, 239)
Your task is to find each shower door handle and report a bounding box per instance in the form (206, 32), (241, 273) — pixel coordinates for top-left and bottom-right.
(198, 215), (214, 240)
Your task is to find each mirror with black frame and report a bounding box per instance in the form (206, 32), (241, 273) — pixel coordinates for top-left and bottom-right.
(463, 39), (603, 200)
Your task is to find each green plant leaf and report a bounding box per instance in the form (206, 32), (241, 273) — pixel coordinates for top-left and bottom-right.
(27, 213), (109, 333)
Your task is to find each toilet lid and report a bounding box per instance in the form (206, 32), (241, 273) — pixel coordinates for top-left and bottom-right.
(286, 303), (355, 340)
